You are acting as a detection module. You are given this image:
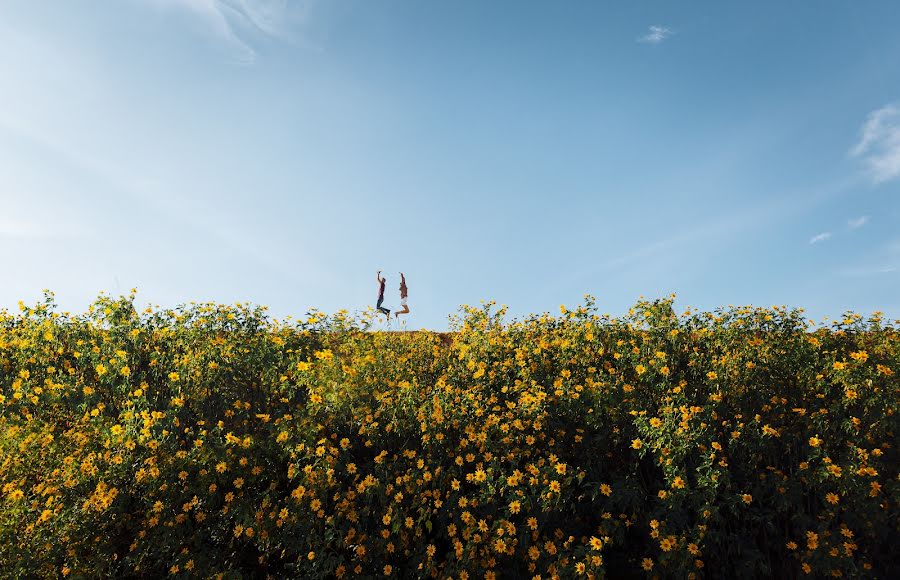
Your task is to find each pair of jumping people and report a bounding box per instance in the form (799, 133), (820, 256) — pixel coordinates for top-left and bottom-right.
(376, 271), (409, 322)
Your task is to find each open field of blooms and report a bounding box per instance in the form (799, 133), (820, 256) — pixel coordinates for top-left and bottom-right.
(0, 292), (897, 579)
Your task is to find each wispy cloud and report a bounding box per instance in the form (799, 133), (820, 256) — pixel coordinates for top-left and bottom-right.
(0, 214), (88, 239)
(637, 25), (673, 44)
(810, 232), (831, 244)
(0, 217), (46, 238)
(850, 103), (900, 184)
(848, 216), (869, 229)
(838, 264), (897, 277)
(140, 0), (300, 63)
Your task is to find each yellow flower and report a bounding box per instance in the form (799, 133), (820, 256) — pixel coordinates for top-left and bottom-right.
(741, 494), (752, 505)
(555, 463), (567, 475)
(168, 372), (180, 381)
(673, 476), (685, 489)
(635, 365), (646, 375)
(707, 371), (717, 380)
(649, 417), (662, 428)
(869, 481), (882, 496)
(600, 483), (612, 496)
(590, 536), (603, 550)
(642, 558), (653, 571)
(832, 361), (846, 371)
(632, 439), (643, 450)
(826, 493), (839, 505)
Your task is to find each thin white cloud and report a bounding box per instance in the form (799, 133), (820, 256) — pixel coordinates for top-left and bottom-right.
(0, 213), (88, 239)
(838, 264), (897, 277)
(0, 217), (46, 238)
(139, 0), (300, 63)
(848, 216), (869, 229)
(638, 25), (673, 44)
(850, 103), (900, 184)
(226, 0), (290, 37)
(810, 232), (831, 244)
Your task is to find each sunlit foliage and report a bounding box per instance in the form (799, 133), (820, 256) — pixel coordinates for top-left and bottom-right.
(0, 291), (897, 578)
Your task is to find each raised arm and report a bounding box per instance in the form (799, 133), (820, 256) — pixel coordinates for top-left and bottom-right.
(376, 270), (383, 283)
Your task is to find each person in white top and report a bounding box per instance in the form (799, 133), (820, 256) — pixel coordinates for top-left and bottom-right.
(394, 272), (410, 319)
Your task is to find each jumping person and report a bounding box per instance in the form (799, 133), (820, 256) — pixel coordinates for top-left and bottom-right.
(395, 272), (410, 319)
(376, 271), (391, 320)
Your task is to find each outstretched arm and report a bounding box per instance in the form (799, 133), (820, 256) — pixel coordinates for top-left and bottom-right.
(376, 270), (383, 283)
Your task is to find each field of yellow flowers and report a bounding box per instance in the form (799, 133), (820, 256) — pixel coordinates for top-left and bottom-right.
(0, 291), (897, 579)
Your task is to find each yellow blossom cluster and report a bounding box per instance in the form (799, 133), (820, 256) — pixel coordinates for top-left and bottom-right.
(0, 292), (896, 578)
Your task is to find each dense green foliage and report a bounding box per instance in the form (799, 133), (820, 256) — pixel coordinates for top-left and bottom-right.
(0, 292), (897, 578)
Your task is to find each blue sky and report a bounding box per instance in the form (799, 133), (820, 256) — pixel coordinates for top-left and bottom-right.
(1, 1), (899, 329)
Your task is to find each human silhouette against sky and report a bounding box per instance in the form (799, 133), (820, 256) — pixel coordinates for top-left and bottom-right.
(375, 271), (390, 321)
(395, 272), (410, 320)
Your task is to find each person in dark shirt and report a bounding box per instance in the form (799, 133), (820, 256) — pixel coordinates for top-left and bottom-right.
(394, 272), (410, 320)
(376, 271), (391, 320)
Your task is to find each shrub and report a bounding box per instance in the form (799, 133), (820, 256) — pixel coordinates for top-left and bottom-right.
(0, 292), (897, 578)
